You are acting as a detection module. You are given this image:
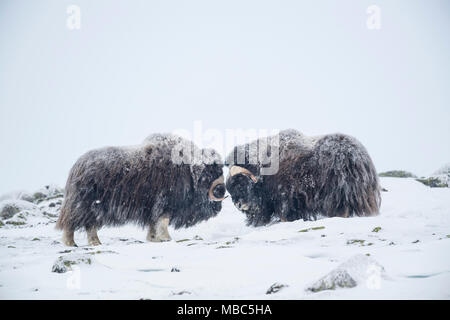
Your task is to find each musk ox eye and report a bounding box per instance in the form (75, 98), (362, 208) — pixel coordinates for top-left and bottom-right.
(208, 175), (226, 201)
(212, 183), (225, 199)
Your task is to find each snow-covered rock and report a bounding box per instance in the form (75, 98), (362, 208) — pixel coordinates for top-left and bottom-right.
(0, 200), (39, 226)
(31, 185), (64, 203)
(51, 253), (93, 273)
(0, 185), (63, 229)
(378, 170), (416, 178)
(266, 282), (289, 294)
(431, 163), (450, 186)
(414, 163), (449, 188)
(307, 254), (386, 293)
(308, 269), (357, 292)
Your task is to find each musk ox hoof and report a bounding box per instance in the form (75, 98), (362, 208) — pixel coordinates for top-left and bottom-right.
(88, 239), (102, 246)
(147, 234), (172, 242)
(87, 227), (102, 246)
(62, 238), (78, 247)
(62, 229), (78, 247)
(146, 216), (172, 242)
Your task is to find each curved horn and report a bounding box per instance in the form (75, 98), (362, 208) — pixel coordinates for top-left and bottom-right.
(208, 175), (226, 201)
(229, 166), (257, 183)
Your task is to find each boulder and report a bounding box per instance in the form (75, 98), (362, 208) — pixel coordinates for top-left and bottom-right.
(51, 253), (92, 273)
(0, 200), (38, 220)
(378, 170), (416, 178)
(307, 254), (386, 293)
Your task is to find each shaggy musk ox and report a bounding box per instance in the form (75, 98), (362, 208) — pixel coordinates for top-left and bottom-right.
(56, 134), (225, 246)
(225, 129), (380, 226)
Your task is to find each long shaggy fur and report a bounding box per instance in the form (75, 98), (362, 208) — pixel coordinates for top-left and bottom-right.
(225, 129), (381, 226)
(56, 134), (223, 231)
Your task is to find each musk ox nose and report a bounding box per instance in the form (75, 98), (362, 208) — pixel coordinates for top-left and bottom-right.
(213, 184), (226, 199)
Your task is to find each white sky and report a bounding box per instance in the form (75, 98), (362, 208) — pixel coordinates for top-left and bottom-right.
(1, 0), (449, 195)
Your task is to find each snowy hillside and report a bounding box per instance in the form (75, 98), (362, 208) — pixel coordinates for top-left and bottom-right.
(0, 178), (449, 299)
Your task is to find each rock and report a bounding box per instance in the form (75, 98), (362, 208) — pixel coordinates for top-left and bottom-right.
(0, 203), (21, 219)
(51, 254), (93, 273)
(171, 290), (191, 295)
(379, 170), (416, 178)
(416, 177), (448, 188)
(308, 269), (357, 292)
(6, 221), (26, 226)
(171, 267), (180, 272)
(414, 164), (450, 188)
(431, 163), (450, 186)
(51, 259), (68, 273)
(0, 200), (37, 220)
(266, 282), (288, 294)
(307, 254), (386, 293)
(32, 185), (64, 204)
(32, 192), (47, 202)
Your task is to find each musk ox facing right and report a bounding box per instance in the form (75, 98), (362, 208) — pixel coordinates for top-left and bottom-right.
(225, 129), (380, 226)
(56, 134), (225, 247)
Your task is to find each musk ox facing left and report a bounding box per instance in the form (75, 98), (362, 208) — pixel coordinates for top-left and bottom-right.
(225, 129), (380, 226)
(56, 134), (225, 247)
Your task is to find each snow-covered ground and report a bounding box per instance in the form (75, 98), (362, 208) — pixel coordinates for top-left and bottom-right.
(0, 177), (449, 299)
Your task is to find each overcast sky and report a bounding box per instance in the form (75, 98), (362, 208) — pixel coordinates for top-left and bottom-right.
(0, 0), (449, 195)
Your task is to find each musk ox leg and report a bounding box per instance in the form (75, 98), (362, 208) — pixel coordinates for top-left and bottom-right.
(147, 216), (171, 242)
(86, 226), (102, 246)
(62, 229), (77, 247)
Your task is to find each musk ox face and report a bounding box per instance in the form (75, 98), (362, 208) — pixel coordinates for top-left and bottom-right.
(192, 163), (226, 217)
(225, 165), (273, 226)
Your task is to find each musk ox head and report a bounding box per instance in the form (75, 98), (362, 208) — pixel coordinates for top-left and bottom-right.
(225, 164), (271, 225)
(187, 150), (226, 220)
(224, 130), (280, 226)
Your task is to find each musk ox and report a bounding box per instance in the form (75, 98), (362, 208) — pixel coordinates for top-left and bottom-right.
(56, 134), (225, 246)
(225, 129), (380, 226)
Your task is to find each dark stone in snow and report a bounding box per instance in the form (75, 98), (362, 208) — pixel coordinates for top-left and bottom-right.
(266, 282), (288, 294)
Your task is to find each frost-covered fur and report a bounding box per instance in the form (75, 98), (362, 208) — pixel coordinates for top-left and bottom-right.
(56, 134), (224, 236)
(225, 129), (380, 226)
